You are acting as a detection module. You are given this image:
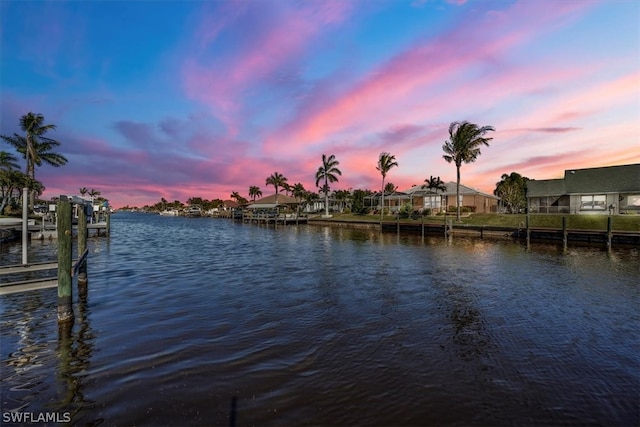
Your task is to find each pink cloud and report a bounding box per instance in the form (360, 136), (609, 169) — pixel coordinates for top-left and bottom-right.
(182, 1), (352, 134)
(262, 0), (596, 156)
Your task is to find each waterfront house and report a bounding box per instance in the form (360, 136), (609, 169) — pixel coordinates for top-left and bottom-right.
(381, 182), (499, 214)
(244, 193), (300, 217)
(526, 164), (640, 215)
(222, 200), (239, 211)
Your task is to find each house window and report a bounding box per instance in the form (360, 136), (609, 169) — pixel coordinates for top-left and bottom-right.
(620, 194), (640, 210)
(549, 195), (570, 213)
(580, 195), (606, 210)
(424, 195), (441, 209)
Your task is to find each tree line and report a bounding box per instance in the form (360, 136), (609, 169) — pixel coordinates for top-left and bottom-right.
(228, 120), (502, 220)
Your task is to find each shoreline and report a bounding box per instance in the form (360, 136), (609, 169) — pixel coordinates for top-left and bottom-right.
(306, 217), (640, 247)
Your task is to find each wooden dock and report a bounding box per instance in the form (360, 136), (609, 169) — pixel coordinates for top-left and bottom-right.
(378, 220), (640, 247)
(0, 261), (59, 295)
(0, 221), (108, 242)
(1, 196), (101, 299)
(241, 210), (308, 225)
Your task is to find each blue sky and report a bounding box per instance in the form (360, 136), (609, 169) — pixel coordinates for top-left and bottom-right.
(1, 0), (638, 207)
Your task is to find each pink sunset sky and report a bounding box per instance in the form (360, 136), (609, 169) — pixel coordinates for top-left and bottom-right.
(1, 0), (638, 208)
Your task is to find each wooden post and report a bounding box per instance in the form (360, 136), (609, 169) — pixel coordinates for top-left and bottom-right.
(22, 187), (28, 265)
(57, 196), (74, 324)
(444, 213), (447, 237)
(421, 214), (425, 241)
(77, 204), (88, 287)
(396, 213), (400, 236)
(562, 216), (568, 251)
(607, 216), (612, 252)
(525, 213), (530, 249)
(106, 211), (111, 236)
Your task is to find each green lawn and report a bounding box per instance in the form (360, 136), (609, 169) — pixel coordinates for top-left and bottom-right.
(309, 213), (640, 232)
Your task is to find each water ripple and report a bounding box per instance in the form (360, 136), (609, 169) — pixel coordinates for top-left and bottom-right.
(1, 213), (639, 426)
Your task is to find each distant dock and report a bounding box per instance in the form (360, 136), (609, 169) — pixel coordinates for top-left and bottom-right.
(240, 210), (308, 225)
(0, 217), (109, 243)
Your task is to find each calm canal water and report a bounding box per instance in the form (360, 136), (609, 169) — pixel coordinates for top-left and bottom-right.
(1, 212), (639, 426)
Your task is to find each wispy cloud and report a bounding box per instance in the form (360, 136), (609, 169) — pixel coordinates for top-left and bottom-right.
(1, 0), (637, 207)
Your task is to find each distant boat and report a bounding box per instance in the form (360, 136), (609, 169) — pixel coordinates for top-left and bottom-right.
(159, 209), (179, 216)
(184, 205), (202, 218)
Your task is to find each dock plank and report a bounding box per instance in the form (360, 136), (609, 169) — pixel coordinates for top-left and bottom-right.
(0, 277), (58, 295)
(0, 262), (58, 275)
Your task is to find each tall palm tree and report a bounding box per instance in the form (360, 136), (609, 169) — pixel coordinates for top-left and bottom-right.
(422, 175), (447, 213)
(79, 187), (89, 197)
(248, 185), (262, 202)
(376, 152), (398, 219)
(442, 121), (494, 221)
(1, 112), (68, 209)
(265, 172), (288, 202)
(315, 154), (342, 217)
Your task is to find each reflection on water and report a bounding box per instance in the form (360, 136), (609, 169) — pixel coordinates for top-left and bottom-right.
(1, 213), (639, 426)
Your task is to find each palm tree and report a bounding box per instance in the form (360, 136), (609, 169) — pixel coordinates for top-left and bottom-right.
(0, 151), (20, 171)
(384, 182), (397, 194)
(1, 113), (68, 209)
(422, 175), (447, 213)
(291, 183), (306, 201)
(334, 189), (351, 212)
(442, 121), (494, 221)
(0, 169), (28, 215)
(303, 190), (320, 212)
(265, 172), (288, 202)
(0, 152), (23, 215)
(88, 188), (101, 203)
(79, 187), (88, 197)
(230, 191), (244, 205)
(291, 182), (307, 215)
(315, 154), (342, 217)
(376, 152), (398, 219)
(249, 186), (262, 202)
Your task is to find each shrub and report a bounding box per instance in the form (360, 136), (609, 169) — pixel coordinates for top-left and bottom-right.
(398, 202), (413, 218)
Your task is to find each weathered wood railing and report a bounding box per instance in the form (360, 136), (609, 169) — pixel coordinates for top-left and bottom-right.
(0, 196), (92, 325)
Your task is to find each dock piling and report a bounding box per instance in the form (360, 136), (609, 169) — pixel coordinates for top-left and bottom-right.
(57, 196), (74, 324)
(562, 216), (568, 251)
(22, 187), (28, 265)
(525, 213), (530, 249)
(607, 216), (613, 252)
(77, 205), (88, 288)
